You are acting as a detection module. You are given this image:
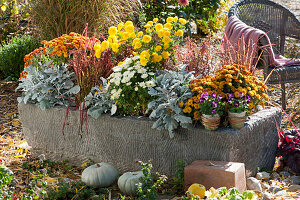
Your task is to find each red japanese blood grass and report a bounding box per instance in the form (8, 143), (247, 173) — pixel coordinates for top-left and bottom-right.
(174, 36), (221, 77)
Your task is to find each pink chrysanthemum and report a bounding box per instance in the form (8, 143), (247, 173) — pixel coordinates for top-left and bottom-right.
(178, 0), (189, 7)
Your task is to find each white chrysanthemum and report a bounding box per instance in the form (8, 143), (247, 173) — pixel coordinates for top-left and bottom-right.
(141, 73), (148, 79)
(139, 82), (146, 88)
(137, 68), (147, 74)
(146, 80), (155, 88)
(134, 87), (139, 91)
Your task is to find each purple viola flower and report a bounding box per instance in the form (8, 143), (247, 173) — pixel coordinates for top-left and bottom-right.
(228, 93), (234, 100)
(234, 101), (239, 108)
(218, 94), (223, 101)
(243, 100), (247, 105)
(246, 95), (251, 100)
(246, 99), (250, 104)
(210, 93), (216, 98)
(238, 92), (244, 97)
(211, 109), (216, 114)
(201, 92), (209, 100)
(212, 101), (218, 108)
(199, 98), (205, 103)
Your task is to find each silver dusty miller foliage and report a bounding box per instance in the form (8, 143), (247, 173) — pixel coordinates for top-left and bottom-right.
(147, 65), (196, 138)
(84, 77), (116, 119)
(16, 61), (80, 110)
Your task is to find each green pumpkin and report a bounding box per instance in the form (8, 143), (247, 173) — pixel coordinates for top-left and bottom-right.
(118, 171), (144, 195)
(81, 162), (118, 187)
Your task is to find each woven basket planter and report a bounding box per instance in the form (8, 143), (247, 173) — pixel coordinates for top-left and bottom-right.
(201, 114), (220, 131)
(228, 111), (247, 129)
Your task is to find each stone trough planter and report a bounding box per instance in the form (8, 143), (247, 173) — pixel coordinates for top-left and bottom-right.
(19, 103), (281, 176)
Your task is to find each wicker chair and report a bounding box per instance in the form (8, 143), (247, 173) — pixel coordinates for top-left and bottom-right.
(228, 0), (300, 110)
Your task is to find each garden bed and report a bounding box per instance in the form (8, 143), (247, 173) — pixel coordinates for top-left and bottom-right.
(19, 103), (281, 177)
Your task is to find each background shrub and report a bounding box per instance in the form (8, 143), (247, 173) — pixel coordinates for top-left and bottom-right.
(0, 34), (40, 79)
(140, 0), (221, 35)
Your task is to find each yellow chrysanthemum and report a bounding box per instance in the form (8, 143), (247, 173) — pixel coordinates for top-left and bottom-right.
(95, 49), (102, 58)
(108, 35), (118, 44)
(133, 38), (140, 44)
(144, 24), (151, 28)
(155, 23), (163, 32)
(137, 31), (143, 37)
(117, 22), (124, 31)
(140, 57), (148, 66)
(134, 41), (142, 49)
(101, 40), (109, 50)
(153, 18), (158, 23)
(157, 30), (164, 38)
(108, 26), (117, 36)
(173, 16), (178, 22)
(175, 30), (183, 36)
(155, 45), (162, 51)
(179, 18), (187, 25)
(125, 25), (135, 33)
(164, 23), (172, 30)
(162, 51), (170, 59)
(118, 62), (123, 66)
(163, 29), (171, 37)
(147, 21), (154, 26)
(125, 21), (133, 27)
(162, 36), (171, 44)
(166, 17), (173, 23)
(152, 53), (162, 63)
(164, 43), (169, 50)
(93, 43), (101, 51)
(142, 35), (151, 43)
(140, 50), (150, 59)
(111, 43), (119, 53)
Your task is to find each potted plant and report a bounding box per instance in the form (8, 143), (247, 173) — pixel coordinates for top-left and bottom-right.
(227, 92), (250, 129)
(199, 92), (225, 130)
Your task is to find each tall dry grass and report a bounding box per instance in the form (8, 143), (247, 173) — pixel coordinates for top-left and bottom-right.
(30, 0), (141, 40)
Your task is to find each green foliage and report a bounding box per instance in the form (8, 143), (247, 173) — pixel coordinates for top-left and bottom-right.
(0, 165), (13, 199)
(136, 160), (167, 200)
(84, 78), (116, 119)
(141, 0), (221, 35)
(147, 66), (194, 138)
(0, 166), (47, 200)
(0, 0), (30, 17)
(171, 160), (186, 194)
(46, 181), (106, 200)
(0, 35), (40, 79)
(16, 62), (80, 110)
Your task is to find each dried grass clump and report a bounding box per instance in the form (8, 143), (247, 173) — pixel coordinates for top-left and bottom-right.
(30, 0), (141, 40)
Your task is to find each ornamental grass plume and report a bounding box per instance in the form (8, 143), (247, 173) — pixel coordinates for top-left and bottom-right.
(174, 37), (220, 77)
(178, 0), (189, 7)
(221, 34), (262, 73)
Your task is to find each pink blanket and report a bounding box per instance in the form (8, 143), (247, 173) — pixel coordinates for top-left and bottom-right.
(223, 16), (300, 67)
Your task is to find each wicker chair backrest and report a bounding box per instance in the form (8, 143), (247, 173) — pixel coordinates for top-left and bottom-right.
(228, 0), (300, 55)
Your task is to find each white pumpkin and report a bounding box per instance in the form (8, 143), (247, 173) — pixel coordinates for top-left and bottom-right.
(118, 171), (144, 195)
(81, 162), (118, 187)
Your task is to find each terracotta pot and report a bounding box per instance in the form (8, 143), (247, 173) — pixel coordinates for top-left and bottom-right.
(201, 114), (220, 131)
(228, 111), (246, 129)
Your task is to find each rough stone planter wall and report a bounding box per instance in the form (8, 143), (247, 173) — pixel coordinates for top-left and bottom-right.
(19, 103), (281, 176)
